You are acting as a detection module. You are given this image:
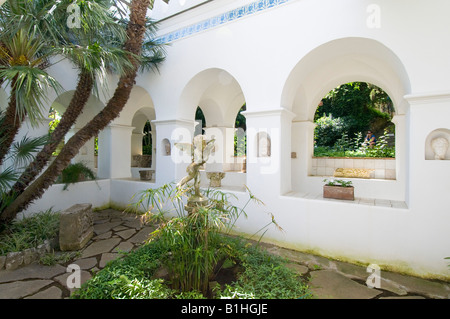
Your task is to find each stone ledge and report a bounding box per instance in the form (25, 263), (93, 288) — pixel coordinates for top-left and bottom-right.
(0, 239), (56, 271)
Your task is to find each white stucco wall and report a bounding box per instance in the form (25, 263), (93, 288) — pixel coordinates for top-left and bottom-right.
(18, 0), (450, 280)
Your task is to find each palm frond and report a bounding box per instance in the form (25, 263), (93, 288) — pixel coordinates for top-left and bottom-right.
(0, 65), (62, 125)
(0, 166), (19, 193)
(9, 134), (49, 169)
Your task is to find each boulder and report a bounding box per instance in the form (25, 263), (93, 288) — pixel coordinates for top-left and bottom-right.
(59, 204), (94, 251)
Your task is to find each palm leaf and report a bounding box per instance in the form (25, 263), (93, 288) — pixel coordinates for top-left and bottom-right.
(0, 65), (62, 125)
(9, 134), (49, 169)
(0, 166), (19, 193)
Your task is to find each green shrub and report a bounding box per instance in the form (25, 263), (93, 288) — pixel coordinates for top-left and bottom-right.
(0, 209), (60, 255)
(56, 162), (96, 190)
(314, 114), (347, 147)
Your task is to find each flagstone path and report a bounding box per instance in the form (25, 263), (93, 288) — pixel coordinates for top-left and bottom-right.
(0, 209), (449, 299)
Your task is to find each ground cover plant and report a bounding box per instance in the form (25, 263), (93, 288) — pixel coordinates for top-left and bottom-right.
(71, 183), (312, 299)
(71, 234), (312, 299)
(0, 209), (60, 255)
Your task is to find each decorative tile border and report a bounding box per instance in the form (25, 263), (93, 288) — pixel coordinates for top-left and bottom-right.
(155, 0), (293, 44)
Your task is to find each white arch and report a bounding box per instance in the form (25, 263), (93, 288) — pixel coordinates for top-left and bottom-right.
(281, 37), (411, 121)
(178, 68), (246, 126)
(283, 37), (411, 202)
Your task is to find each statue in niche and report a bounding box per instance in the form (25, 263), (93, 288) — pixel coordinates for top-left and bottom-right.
(175, 135), (215, 212)
(431, 137), (449, 160)
(257, 132), (271, 157)
(164, 139), (171, 156)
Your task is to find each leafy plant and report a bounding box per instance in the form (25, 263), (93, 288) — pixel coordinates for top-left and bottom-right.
(218, 243), (312, 299)
(0, 209), (60, 255)
(56, 162), (96, 190)
(72, 235), (312, 299)
(127, 183), (280, 296)
(323, 179), (353, 187)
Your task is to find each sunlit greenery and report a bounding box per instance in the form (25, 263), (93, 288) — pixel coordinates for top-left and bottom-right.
(314, 82), (395, 158)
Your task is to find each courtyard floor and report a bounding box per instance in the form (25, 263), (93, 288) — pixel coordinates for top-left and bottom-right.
(0, 209), (448, 300)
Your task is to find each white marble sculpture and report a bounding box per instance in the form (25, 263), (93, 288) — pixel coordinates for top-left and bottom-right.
(431, 137), (449, 160)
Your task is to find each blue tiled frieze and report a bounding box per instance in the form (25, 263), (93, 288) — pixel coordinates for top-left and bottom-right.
(155, 0), (294, 44)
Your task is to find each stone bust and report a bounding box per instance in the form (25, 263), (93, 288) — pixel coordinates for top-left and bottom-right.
(431, 137), (449, 160)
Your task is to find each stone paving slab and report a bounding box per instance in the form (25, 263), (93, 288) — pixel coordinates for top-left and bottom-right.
(81, 237), (122, 258)
(0, 264), (66, 283)
(24, 286), (63, 299)
(129, 226), (155, 244)
(0, 280), (54, 299)
(309, 270), (383, 299)
(381, 271), (450, 299)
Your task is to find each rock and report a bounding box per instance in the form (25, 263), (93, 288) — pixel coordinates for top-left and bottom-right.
(0, 256), (6, 270)
(59, 203), (94, 251)
(285, 263), (309, 276)
(5, 252), (24, 271)
(23, 248), (39, 265)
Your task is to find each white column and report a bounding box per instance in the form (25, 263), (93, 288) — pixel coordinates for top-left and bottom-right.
(65, 127), (96, 172)
(291, 120), (316, 193)
(97, 124), (134, 179)
(152, 119), (196, 186)
(404, 92), (450, 209)
(243, 108), (295, 197)
(203, 126), (235, 172)
(131, 132), (144, 156)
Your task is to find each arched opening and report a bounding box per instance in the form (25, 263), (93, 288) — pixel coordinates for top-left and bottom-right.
(179, 68), (247, 190)
(130, 107), (156, 179)
(49, 91), (104, 175)
(282, 37), (410, 202)
(312, 82), (396, 180)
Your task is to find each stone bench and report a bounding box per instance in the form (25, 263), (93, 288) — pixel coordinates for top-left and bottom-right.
(333, 168), (375, 179)
(59, 203), (94, 251)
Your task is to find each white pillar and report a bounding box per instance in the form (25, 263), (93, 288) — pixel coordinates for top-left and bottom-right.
(97, 124), (134, 179)
(65, 128), (96, 172)
(291, 120), (316, 193)
(152, 119), (196, 186)
(203, 126), (235, 172)
(243, 108), (295, 197)
(131, 132), (144, 156)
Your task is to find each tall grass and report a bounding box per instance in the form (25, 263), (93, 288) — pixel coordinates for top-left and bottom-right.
(127, 183), (279, 295)
(0, 209), (60, 255)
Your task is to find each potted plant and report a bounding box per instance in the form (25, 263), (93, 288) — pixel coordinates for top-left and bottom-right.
(323, 179), (354, 201)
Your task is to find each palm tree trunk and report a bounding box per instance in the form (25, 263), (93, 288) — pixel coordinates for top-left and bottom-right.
(0, 0), (151, 223)
(0, 77), (24, 166)
(9, 71), (94, 196)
